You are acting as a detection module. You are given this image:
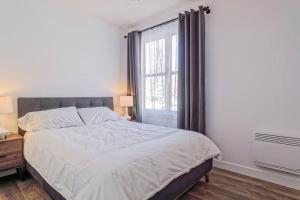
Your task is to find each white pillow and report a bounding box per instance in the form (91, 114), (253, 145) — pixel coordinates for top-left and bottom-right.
(77, 107), (122, 125)
(18, 107), (84, 132)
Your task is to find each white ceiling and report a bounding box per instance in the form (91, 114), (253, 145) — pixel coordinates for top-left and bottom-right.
(62, 0), (200, 29)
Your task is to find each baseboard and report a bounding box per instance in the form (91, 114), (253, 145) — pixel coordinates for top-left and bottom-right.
(213, 159), (300, 190)
(0, 169), (16, 178)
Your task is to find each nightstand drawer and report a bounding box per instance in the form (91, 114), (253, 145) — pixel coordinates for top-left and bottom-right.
(0, 140), (22, 156)
(0, 153), (23, 171)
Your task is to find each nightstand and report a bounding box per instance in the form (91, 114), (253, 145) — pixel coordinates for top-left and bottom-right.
(0, 134), (25, 180)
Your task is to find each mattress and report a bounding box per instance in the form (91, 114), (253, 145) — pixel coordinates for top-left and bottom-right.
(24, 120), (220, 200)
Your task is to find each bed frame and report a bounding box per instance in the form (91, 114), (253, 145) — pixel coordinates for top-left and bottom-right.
(18, 97), (212, 200)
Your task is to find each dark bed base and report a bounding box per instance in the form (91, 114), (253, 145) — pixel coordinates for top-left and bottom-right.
(150, 159), (212, 200)
(26, 159), (212, 200)
(26, 162), (66, 200)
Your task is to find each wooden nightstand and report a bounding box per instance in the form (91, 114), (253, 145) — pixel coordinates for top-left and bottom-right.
(0, 134), (25, 180)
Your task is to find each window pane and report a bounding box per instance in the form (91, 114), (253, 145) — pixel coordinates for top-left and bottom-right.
(171, 35), (178, 72)
(145, 39), (165, 75)
(145, 76), (166, 110)
(171, 74), (178, 111)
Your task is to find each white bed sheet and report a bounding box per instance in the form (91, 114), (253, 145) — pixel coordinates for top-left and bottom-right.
(24, 120), (221, 200)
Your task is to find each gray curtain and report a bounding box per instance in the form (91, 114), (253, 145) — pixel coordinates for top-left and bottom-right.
(177, 6), (206, 134)
(127, 31), (142, 122)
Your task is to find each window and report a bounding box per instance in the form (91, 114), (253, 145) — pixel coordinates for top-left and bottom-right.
(142, 22), (178, 111)
(141, 21), (178, 127)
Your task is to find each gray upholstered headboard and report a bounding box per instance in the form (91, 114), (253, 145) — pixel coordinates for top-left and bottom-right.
(17, 97), (114, 135)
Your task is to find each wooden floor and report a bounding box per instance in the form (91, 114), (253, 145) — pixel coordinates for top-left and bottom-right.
(0, 168), (299, 200)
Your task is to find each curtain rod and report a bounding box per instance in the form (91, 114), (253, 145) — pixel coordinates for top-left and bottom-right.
(124, 6), (210, 39)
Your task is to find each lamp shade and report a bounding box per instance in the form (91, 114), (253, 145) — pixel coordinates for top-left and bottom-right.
(120, 96), (133, 107)
(0, 96), (13, 113)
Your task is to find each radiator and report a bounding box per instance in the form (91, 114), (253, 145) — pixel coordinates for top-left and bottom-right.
(254, 132), (300, 175)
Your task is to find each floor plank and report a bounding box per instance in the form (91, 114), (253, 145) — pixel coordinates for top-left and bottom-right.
(180, 168), (300, 200)
(0, 168), (299, 200)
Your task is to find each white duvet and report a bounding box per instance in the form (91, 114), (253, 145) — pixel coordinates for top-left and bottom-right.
(24, 120), (221, 200)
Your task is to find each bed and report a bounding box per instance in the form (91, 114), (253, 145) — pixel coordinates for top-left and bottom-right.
(18, 97), (220, 200)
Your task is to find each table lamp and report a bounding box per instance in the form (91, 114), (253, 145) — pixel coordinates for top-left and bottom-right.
(120, 96), (133, 120)
(0, 96), (13, 139)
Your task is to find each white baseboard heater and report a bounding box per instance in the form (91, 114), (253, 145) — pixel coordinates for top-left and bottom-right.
(254, 132), (300, 175)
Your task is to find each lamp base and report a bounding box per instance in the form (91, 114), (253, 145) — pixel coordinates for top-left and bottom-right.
(123, 114), (132, 120)
(0, 135), (7, 140)
(0, 127), (8, 140)
(123, 107), (132, 120)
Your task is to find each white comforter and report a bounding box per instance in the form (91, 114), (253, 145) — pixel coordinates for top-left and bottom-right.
(24, 120), (221, 200)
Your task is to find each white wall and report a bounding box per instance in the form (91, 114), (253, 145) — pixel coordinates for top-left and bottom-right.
(206, 0), (300, 189)
(129, 0), (300, 189)
(0, 0), (127, 132)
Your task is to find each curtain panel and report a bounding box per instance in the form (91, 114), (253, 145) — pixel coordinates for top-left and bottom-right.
(177, 6), (206, 134)
(140, 21), (178, 128)
(127, 31), (142, 122)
